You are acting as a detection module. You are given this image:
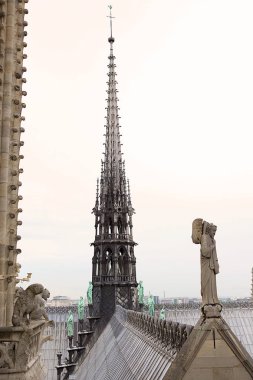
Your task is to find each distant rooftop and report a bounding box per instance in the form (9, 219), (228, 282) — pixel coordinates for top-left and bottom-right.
(52, 296), (70, 300)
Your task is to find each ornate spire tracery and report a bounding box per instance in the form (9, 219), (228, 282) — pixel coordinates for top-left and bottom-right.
(94, 7), (131, 218)
(91, 9), (137, 318)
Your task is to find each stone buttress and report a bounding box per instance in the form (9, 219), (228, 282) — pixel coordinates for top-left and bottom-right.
(0, 3), (51, 379)
(0, 0), (27, 329)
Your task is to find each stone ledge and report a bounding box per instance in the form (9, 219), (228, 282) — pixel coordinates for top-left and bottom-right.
(0, 320), (48, 376)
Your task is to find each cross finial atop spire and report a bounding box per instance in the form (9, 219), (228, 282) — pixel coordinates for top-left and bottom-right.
(107, 5), (115, 43)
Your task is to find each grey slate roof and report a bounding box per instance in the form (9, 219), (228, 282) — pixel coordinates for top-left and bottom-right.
(41, 305), (253, 379)
(41, 307), (82, 380)
(75, 307), (177, 380)
(165, 306), (253, 357)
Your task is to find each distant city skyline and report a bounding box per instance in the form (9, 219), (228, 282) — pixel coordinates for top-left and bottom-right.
(20, 0), (253, 299)
(46, 293), (251, 306)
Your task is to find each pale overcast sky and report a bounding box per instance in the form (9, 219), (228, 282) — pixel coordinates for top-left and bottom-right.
(20, 0), (253, 299)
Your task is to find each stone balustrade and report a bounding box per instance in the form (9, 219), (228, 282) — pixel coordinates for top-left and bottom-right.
(0, 320), (50, 379)
(93, 274), (136, 284)
(127, 310), (193, 354)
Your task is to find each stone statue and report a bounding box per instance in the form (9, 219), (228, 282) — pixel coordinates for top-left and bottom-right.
(66, 310), (74, 337)
(192, 218), (221, 317)
(12, 283), (45, 326)
(159, 307), (165, 320)
(148, 294), (155, 317)
(137, 281), (144, 304)
(78, 296), (85, 320)
(30, 288), (50, 321)
(87, 281), (93, 305)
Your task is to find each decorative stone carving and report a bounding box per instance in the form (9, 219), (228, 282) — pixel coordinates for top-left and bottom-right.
(87, 281), (93, 305)
(159, 307), (165, 320)
(30, 288), (50, 321)
(192, 219), (222, 317)
(12, 283), (49, 326)
(137, 280), (144, 304)
(191, 218), (203, 244)
(116, 287), (130, 309)
(148, 294), (155, 316)
(66, 310), (74, 337)
(0, 342), (15, 369)
(127, 310), (193, 353)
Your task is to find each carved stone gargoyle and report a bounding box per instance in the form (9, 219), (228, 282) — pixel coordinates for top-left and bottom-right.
(12, 283), (52, 327)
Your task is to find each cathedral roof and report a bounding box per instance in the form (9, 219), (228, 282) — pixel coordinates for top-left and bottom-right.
(164, 315), (253, 380)
(74, 306), (193, 380)
(41, 304), (253, 379)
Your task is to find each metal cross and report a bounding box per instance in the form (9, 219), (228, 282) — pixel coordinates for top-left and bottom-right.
(107, 5), (115, 38)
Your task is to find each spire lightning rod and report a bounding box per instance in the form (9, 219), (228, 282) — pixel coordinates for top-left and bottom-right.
(107, 5), (115, 39)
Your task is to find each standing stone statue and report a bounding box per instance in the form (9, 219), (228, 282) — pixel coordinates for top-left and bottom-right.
(137, 281), (144, 304)
(66, 310), (74, 338)
(192, 218), (221, 317)
(159, 306), (165, 320)
(87, 281), (93, 305)
(87, 281), (93, 317)
(78, 296), (85, 331)
(148, 294), (155, 317)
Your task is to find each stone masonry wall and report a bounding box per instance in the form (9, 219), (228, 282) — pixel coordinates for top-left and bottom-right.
(0, 0), (28, 327)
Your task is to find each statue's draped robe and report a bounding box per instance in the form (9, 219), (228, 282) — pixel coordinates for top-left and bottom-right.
(67, 313), (74, 337)
(78, 298), (85, 320)
(200, 234), (219, 305)
(148, 297), (155, 316)
(159, 309), (165, 320)
(137, 284), (144, 304)
(87, 284), (93, 305)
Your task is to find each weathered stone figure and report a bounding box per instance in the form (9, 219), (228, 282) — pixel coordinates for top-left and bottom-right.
(78, 296), (85, 331)
(148, 294), (155, 317)
(159, 307), (165, 320)
(30, 288), (50, 321)
(66, 310), (74, 348)
(78, 296), (85, 320)
(66, 310), (74, 337)
(87, 281), (93, 305)
(137, 281), (144, 304)
(192, 219), (220, 314)
(12, 283), (45, 326)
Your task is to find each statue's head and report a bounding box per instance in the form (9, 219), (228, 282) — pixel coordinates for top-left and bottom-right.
(42, 288), (50, 301)
(26, 283), (44, 295)
(80, 296), (83, 300)
(202, 221), (217, 237)
(207, 223), (217, 238)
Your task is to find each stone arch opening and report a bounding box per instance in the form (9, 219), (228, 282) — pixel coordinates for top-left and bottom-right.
(92, 248), (100, 277)
(102, 248), (113, 275)
(117, 217), (123, 235)
(118, 246), (129, 275)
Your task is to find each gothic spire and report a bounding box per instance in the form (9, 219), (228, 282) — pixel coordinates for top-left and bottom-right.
(98, 6), (127, 212)
(91, 8), (137, 318)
